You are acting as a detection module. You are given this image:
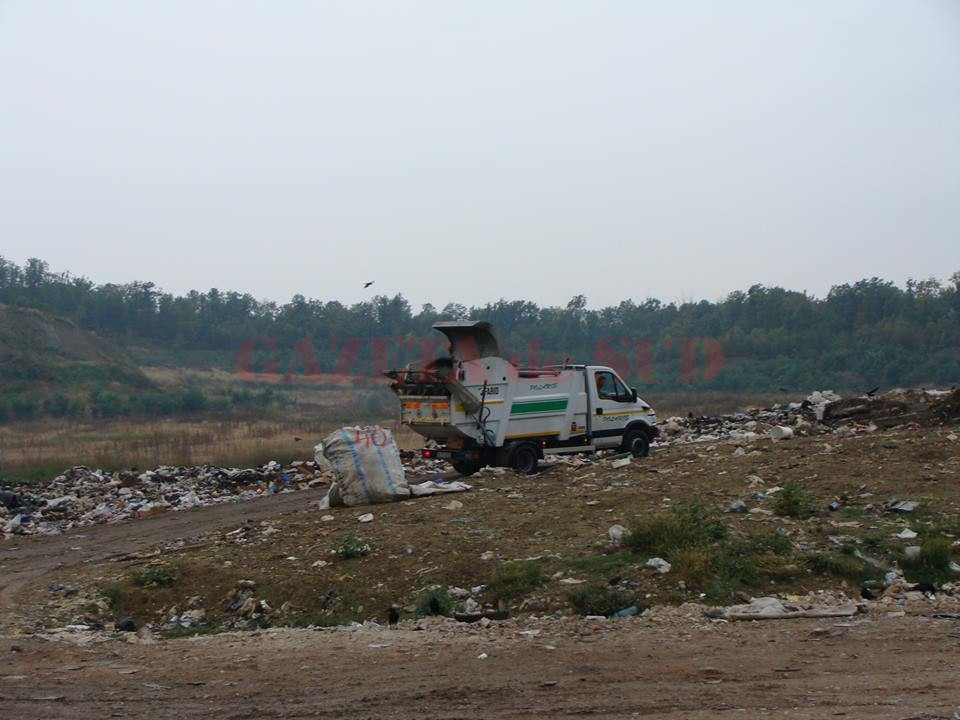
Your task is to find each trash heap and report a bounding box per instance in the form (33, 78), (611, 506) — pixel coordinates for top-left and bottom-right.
(0, 460), (332, 539)
(657, 387), (960, 446)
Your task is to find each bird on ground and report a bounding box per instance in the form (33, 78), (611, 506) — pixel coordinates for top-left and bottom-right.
(866, 386), (880, 397)
(387, 606), (400, 627)
(428, 596), (441, 615)
(364, 281), (375, 288)
(293, 436), (302, 442)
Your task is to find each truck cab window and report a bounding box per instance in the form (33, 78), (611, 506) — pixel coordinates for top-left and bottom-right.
(595, 371), (618, 400)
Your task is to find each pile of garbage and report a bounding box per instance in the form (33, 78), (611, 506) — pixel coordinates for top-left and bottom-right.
(1, 460), (331, 539)
(658, 387), (960, 446)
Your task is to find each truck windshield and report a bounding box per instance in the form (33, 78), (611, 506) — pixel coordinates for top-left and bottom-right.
(595, 371), (630, 401)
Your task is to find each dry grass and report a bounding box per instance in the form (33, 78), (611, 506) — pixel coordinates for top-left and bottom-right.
(0, 415), (421, 483)
(0, 388), (791, 484)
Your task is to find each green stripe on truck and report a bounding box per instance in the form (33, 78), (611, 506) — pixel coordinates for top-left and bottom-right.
(510, 399), (568, 415)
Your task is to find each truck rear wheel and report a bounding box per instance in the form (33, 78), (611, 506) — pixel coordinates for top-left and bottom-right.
(510, 443), (540, 475)
(452, 459), (481, 477)
(622, 428), (651, 458)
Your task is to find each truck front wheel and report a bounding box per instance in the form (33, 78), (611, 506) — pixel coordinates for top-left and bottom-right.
(452, 459), (481, 476)
(622, 428), (651, 458)
(510, 443), (540, 475)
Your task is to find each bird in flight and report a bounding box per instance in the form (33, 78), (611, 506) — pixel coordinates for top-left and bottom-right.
(363, 281), (375, 288)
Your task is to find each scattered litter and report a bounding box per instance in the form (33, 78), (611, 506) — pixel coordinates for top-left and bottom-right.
(357, 513), (374, 523)
(1, 460), (331, 539)
(646, 557), (672, 574)
(608, 524), (629, 546)
(770, 426), (794, 441)
(721, 595), (857, 621)
(886, 500), (918, 513)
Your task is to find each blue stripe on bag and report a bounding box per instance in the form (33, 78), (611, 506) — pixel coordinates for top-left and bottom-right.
(367, 427), (398, 497)
(339, 428), (372, 504)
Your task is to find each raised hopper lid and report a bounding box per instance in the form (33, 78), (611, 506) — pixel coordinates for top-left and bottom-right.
(432, 320), (504, 360)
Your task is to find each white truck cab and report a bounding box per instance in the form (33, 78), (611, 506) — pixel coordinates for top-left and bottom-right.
(386, 321), (658, 475)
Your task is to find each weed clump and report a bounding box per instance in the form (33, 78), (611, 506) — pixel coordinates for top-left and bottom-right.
(624, 497), (726, 556)
(673, 534), (798, 600)
(489, 560), (543, 601)
(804, 552), (870, 579)
(773, 480), (816, 518)
(101, 586), (124, 611)
(567, 585), (641, 617)
(331, 535), (371, 560)
(131, 564), (179, 588)
(903, 539), (954, 586)
(415, 586), (454, 617)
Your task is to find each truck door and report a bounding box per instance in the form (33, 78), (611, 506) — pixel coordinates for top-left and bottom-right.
(588, 368), (634, 449)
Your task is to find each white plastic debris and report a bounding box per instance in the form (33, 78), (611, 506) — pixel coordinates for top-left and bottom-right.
(357, 513), (374, 523)
(770, 426), (794, 441)
(895, 528), (918, 540)
(646, 557), (672, 574)
(608, 524), (629, 546)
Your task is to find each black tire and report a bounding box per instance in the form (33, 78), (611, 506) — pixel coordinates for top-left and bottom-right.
(622, 428), (651, 458)
(510, 443), (540, 475)
(451, 459), (481, 477)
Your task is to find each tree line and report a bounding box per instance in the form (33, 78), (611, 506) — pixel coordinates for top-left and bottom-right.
(2, 256), (958, 394)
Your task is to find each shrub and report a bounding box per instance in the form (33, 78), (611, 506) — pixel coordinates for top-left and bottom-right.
(489, 560), (543, 601)
(43, 393), (84, 417)
(10, 395), (38, 420)
(567, 585), (640, 617)
(415, 586), (453, 617)
(624, 497), (726, 555)
(130, 564), (179, 588)
(804, 552), (868, 579)
(176, 389), (208, 413)
(101, 586), (124, 612)
(90, 390), (126, 418)
(674, 535), (800, 600)
(903, 539), (954, 586)
(773, 480), (816, 518)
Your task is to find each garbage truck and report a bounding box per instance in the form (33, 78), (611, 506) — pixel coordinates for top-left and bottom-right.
(385, 321), (658, 475)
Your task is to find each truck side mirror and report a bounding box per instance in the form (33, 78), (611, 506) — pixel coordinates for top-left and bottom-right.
(631, 388), (638, 402)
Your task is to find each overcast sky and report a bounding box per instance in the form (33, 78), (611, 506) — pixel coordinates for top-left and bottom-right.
(1, 1), (958, 310)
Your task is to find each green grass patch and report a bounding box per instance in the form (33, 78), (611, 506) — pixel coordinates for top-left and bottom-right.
(673, 534), (798, 601)
(415, 585), (454, 617)
(101, 586), (124, 613)
(489, 560), (543, 601)
(130, 564), (179, 588)
(624, 497), (726, 556)
(804, 552), (874, 580)
(773, 480), (816, 518)
(567, 585), (642, 617)
(565, 554), (632, 575)
(903, 539), (954, 586)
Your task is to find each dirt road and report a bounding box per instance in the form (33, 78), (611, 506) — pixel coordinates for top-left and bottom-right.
(0, 488), (327, 629)
(3, 609), (960, 718)
(3, 481), (960, 718)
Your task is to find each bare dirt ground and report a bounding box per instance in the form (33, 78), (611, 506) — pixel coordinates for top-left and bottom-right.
(2, 427), (960, 718)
